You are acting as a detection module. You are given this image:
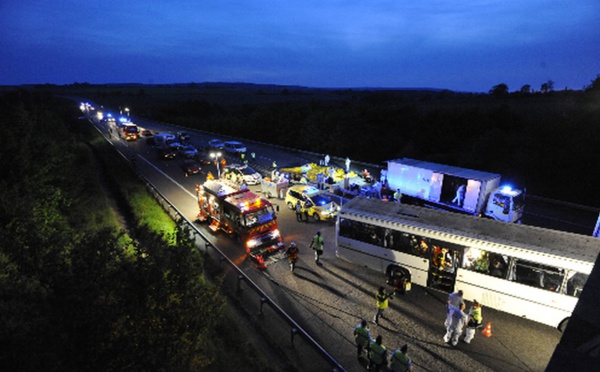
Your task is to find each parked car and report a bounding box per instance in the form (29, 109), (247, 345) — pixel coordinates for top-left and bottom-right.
(181, 159), (201, 176)
(208, 139), (225, 150)
(177, 131), (190, 141)
(168, 141), (184, 151)
(157, 148), (177, 160)
(223, 140), (247, 154)
(284, 185), (339, 221)
(223, 164), (262, 185)
(179, 145), (199, 158)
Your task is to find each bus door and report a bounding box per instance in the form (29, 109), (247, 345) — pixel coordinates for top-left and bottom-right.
(427, 240), (459, 293)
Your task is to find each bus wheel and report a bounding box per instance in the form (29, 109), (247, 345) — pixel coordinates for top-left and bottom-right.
(558, 318), (569, 333)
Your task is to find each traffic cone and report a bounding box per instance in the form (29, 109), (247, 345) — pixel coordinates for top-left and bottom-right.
(481, 322), (493, 337)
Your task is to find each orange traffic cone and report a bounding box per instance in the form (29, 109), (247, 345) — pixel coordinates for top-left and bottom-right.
(481, 322), (493, 338)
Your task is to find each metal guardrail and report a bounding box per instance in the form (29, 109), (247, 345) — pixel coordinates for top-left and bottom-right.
(87, 113), (346, 371)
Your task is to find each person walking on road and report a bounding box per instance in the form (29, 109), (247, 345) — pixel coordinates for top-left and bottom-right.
(286, 242), (299, 273)
(324, 154), (330, 166)
(390, 344), (412, 372)
(295, 201), (303, 222)
(353, 318), (372, 358)
(444, 302), (468, 346)
(310, 231), (324, 264)
(463, 300), (483, 344)
(446, 290), (463, 327)
(368, 335), (387, 371)
(373, 286), (391, 325)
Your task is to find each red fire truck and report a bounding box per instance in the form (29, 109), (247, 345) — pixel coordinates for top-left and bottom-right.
(195, 180), (283, 267)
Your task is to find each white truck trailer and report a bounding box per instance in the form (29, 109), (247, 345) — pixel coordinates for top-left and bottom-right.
(386, 158), (524, 223)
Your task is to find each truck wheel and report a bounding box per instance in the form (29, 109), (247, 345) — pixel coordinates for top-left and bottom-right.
(287, 202), (294, 210)
(313, 213), (320, 221)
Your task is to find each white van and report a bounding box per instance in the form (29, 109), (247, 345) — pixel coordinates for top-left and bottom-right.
(223, 141), (247, 154)
(153, 133), (176, 148)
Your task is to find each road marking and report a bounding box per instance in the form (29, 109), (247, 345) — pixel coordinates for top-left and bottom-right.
(138, 155), (197, 199)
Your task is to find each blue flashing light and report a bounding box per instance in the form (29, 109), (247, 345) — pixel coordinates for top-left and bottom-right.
(500, 185), (521, 197)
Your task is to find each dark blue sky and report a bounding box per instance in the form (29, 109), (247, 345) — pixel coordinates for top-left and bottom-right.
(1, 1), (599, 92)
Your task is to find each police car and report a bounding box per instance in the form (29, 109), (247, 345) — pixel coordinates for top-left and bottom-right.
(285, 185), (339, 221)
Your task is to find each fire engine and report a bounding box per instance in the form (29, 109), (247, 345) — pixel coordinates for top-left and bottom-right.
(195, 180), (283, 267)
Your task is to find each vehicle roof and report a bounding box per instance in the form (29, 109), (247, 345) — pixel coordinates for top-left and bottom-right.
(340, 197), (600, 271)
(290, 185), (320, 194)
(202, 179), (239, 197)
(387, 158), (501, 181)
(225, 140), (244, 145)
(226, 164), (252, 170)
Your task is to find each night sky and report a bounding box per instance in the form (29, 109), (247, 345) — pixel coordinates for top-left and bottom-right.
(1, 1), (599, 92)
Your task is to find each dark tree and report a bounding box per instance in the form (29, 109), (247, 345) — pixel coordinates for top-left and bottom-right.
(489, 83), (509, 96)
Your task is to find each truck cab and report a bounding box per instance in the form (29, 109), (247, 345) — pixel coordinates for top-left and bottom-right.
(484, 186), (525, 223)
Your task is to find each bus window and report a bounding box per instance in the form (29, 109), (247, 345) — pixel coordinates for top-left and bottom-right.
(513, 259), (565, 292)
(392, 233), (427, 257)
(432, 246), (457, 273)
(339, 218), (353, 237)
(462, 247), (490, 274)
(489, 254), (509, 278)
(566, 272), (588, 297)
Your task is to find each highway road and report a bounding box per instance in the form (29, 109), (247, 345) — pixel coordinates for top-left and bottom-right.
(84, 107), (598, 371)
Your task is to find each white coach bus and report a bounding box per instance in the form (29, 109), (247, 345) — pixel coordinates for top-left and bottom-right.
(336, 197), (599, 331)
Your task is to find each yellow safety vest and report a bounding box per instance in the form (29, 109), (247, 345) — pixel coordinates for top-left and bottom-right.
(391, 349), (411, 371)
(376, 292), (389, 309)
(469, 306), (482, 323)
(369, 341), (386, 365)
(311, 235), (324, 251)
(354, 324), (370, 347)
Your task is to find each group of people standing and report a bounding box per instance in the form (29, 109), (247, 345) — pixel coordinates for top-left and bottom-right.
(354, 318), (412, 371)
(294, 200), (312, 223)
(351, 288), (483, 371)
(444, 290), (483, 346)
